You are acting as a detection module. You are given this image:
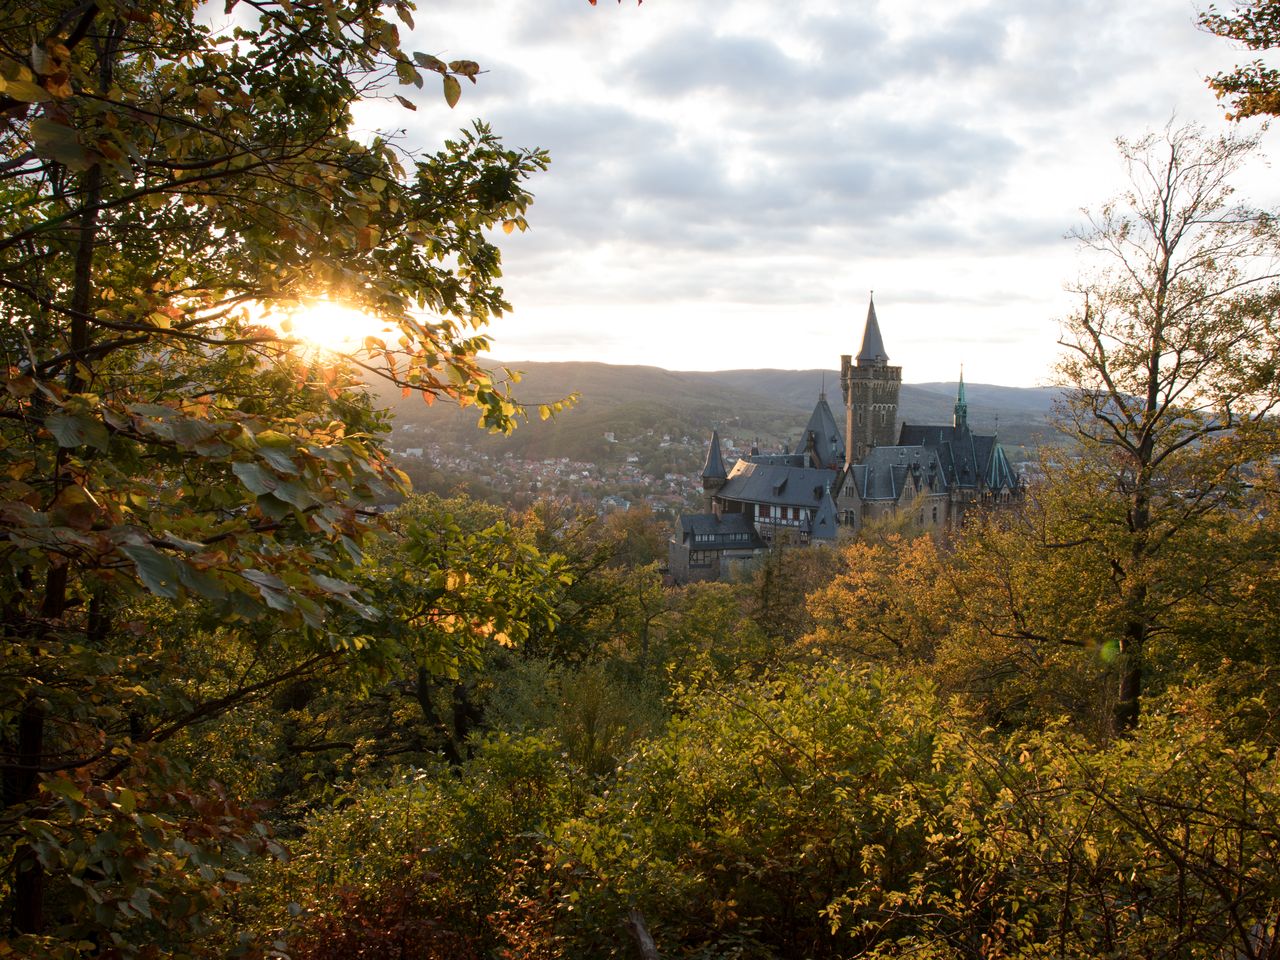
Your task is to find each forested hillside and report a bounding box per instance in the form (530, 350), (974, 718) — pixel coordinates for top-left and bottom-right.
(374, 361), (1060, 461)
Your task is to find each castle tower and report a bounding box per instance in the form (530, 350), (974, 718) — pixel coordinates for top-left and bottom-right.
(841, 295), (902, 466)
(701, 428), (727, 513)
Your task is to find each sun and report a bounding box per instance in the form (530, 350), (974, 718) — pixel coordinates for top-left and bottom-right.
(278, 299), (389, 354)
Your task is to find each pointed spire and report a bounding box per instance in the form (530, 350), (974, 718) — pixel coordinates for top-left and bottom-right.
(954, 366), (968, 431)
(856, 292), (888, 364)
(701, 429), (727, 480)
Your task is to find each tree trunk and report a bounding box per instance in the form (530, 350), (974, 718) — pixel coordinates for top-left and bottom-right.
(627, 909), (661, 960)
(415, 667), (461, 765)
(10, 49), (111, 923)
(1114, 631), (1144, 733)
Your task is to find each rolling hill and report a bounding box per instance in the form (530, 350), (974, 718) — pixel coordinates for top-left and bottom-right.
(372, 360), (1066, 462)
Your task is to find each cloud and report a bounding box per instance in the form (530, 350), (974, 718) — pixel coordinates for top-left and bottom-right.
(371, 0), (1280, 385)
(624, 32), (815, 103)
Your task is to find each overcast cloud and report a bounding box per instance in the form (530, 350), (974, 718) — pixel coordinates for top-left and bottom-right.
(354, 0), (1280, 386)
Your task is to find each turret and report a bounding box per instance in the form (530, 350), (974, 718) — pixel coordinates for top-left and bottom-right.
(953, 368), (968, 431)
(856, 295), (889, 365)
(701, 429), (727, 513)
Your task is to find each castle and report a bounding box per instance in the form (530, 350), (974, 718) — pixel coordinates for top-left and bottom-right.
(668, 297), (1021, 583)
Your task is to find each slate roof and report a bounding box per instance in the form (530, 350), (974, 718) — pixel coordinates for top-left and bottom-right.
(857, 297), (889, 364)
(809, 494), (839, 541)
(719, 459), (840, 508)
(897, 423), (1019, 493)
(848, 445), (945, 502)
(743, 452), (807, 468)
(678, 512), (766, 550)
(798, 396), (845, 469)
(701, 429), (727, 480)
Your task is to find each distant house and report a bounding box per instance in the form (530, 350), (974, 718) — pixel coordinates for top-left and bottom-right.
(669, 297), (1022, 583)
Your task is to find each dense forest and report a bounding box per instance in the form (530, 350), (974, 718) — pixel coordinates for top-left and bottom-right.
(3, 1), (1280, 958)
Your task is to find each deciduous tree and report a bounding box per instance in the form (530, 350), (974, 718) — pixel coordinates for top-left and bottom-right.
(1202, 0), (1280, 118)
(0, 0), (549, 951)
(1053, 123), (1280, 730)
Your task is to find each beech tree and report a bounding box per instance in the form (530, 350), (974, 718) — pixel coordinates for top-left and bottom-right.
(1054, 124), (1280, 730)
(1202, 0), (1280, 118)
(0, 0), (560, 952)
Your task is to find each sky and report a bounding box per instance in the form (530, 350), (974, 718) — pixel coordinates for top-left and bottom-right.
(352, 0), (1280, 387)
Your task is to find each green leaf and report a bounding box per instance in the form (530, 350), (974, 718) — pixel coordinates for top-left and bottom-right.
(170, 418), (220, 447)
(256, 493), (291, 521)
(121, 544), (182, 599)
(162, 531), (206, 552)
(311, 572), (357, 596)
(3, 78), (53, 102)
(259, 446), (298, 473)
(242, 569), (286, 590)
(30, 118), (91, 170)
(258, 585), (294, 612)
(45, 411), (110, 449)
(130, 887), (153, 919)
(175, 560), (226, 601)
(232, 461), (277, 495)
(255, 431), (299, 473)
(271, 479), (316, 508)
(443, 74), (461, 108)
(45, 777), (86, 803)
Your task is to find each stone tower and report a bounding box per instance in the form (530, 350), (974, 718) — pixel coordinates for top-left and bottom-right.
(840, 295), (902, 466)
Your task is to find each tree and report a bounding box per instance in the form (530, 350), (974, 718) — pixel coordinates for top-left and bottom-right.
(804, 535), (951, 664)
(1053, 123), (1280, 730)
(0, 0), (550, 950)
(1202, 0), (1280, 119)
